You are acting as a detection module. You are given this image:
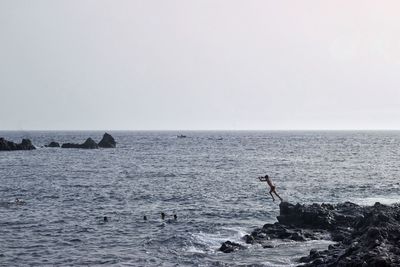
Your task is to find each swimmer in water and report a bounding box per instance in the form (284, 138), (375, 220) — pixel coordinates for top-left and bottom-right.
(14, 198), (24, 205)
(161, 212), (166, 220)
(258, 174), (283, 202)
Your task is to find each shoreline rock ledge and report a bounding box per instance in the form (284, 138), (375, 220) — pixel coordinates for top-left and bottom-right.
(0, 138), (36, 151)
(219, 201), (400, 266)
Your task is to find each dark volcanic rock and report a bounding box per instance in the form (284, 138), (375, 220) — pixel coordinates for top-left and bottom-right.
(302, 202), (400, 267)
(0, 138), (36, 151)
(220, 201), (400, 266)
(19, 139), (35, 150)
(219, 241), (244, 253)
(45, 141), (60, 148)
(82, 138), (98, 149)
(61, 143), (80, 149)
(277, 201), (364, 230)
(247, 221), (326, 247)
(98, 133), (116, 148)
(61, 133), (115, 149)
(0, 138), (15, 150)
(61, 138), (99, 149)
(243, 234), (255, 244)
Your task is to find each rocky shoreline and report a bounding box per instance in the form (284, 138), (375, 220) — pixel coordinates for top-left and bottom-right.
(220, 201), (400, 266)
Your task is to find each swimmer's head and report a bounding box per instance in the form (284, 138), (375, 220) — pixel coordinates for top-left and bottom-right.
(264, 175), (269, 178)
(161, 212), (166, 220)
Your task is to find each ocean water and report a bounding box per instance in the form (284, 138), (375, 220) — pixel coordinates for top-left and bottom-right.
(1, 131), (399, 266)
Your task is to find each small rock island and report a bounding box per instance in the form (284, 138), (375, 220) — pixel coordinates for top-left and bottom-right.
(62, 137), (99, 149)
(61, 133), (116, 149)
(61, 133), (117, 149)
(0, 138), (36, 151)
(98, 133), (116, 148)
(45, 141), (60, 148)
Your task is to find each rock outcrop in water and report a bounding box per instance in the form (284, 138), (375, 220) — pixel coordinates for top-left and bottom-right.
(219, 241), (244, 253)
(60, 133), (116, 149)
(1, 133), (116, 151)
(45, 141), (60, 148)
(220, 201), (400, 266)
(98, 133), (116, 148)
(61, 138), (99, 149)
(0, 138), (36, 151)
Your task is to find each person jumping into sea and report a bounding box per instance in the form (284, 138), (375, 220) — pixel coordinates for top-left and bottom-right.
(258, 174), (283, 202)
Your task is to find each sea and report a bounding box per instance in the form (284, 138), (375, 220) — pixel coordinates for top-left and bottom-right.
(1, 131), (399, 266)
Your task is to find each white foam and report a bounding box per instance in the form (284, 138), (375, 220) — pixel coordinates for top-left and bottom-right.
(190, 227), (250, 252)
(191, 231), (230, 250)
(253, 239), (335, 266)
(350, 196), (400, 206)
(220, 226), (250, 242)
(185, 246), (205, 254)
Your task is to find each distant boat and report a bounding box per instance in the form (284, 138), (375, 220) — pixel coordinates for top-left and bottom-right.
(177, 135), (187, 138)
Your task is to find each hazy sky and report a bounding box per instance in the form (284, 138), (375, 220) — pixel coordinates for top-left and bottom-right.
(1, 1), (400, 130)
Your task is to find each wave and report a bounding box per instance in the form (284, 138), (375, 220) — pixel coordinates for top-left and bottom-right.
(350, 196), (400, 206)
(187, 227), (250, 254)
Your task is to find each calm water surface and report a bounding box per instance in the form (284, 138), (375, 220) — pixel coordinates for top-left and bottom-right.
(1, 131), (400, 266)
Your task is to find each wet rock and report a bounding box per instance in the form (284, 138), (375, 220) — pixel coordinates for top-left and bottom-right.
(98, 133), (116, 148)
(219, 241), (244, 253)
(248, 222), (321, 243)
(311, 257), (325, 265)
(300, 202), (400, 266)
(45, 141), (60, 148)
(262, 244), (274, 248)
(0, 138), (36, 151)
(62, 138), (99, 149)
(243, 234), (255, 244)
(220, 201), (400, 266)
(331, 227), (352, 242)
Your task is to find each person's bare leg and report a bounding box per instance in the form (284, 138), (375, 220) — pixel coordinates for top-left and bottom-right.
(269, 190), (275, 201)
(273, 190), (283, 201)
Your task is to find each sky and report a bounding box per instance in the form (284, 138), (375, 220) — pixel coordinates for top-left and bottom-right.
(1, 1), (400, 130)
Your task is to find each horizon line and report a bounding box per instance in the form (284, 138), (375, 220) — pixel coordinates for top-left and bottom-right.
(1, 129), (400, 132)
